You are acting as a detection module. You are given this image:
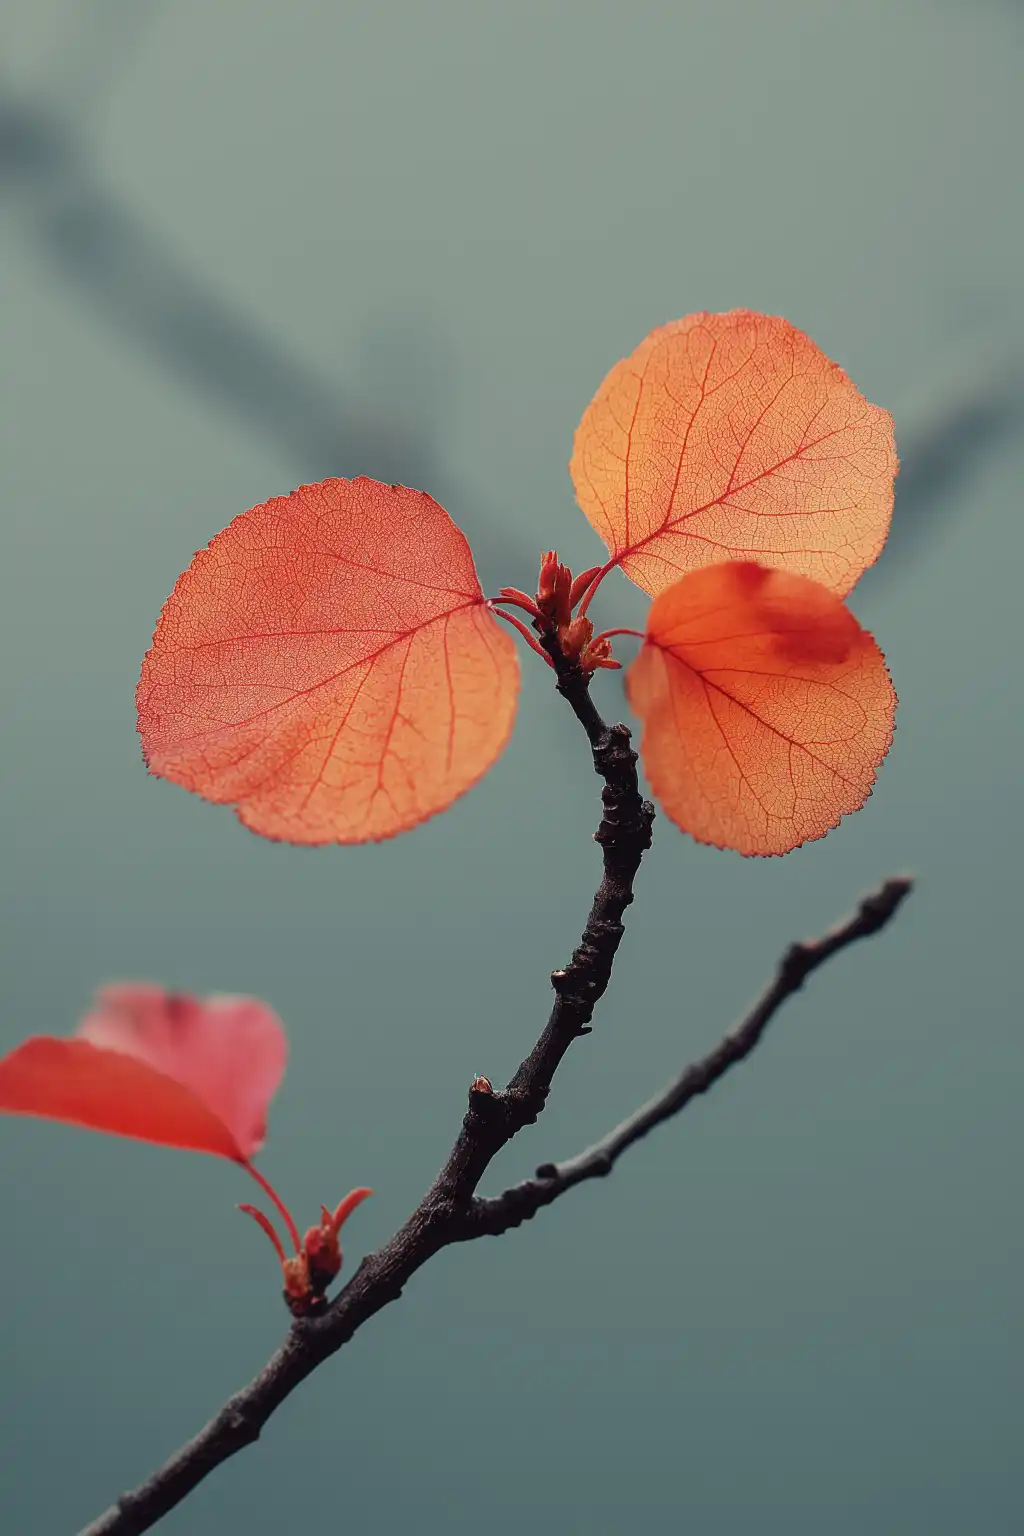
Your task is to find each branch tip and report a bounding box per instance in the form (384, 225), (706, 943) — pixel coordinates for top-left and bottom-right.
(471, 872), (913, 1242)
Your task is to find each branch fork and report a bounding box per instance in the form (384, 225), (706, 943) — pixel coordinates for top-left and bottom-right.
(81, 632), (910, 1536)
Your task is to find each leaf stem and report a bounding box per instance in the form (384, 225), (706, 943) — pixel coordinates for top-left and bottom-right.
(241, 1162), (302, 1254)
(575, 559), (616, 619)
(491, 605), (555, 665)
(237, 1204), (288, 1266)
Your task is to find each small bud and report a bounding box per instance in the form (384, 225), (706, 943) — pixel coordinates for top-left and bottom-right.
(560, 615), (594, 660)
(240, 1185), (371, 1315)
(282, 1253), (315, 1316)
(536, 551), (572, 628)
(568, 564), (604, 611)
(470, 1074), (493, 1095)
(303, 1220), (342, 1294)
(580, 634), (621, 673)
(537, 551), (559, 599)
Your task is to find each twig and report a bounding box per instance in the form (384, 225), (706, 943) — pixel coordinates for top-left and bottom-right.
(80, 652), (654, 1536)
(79, 643), (912, 1536)
(468, 875), (914, 1237)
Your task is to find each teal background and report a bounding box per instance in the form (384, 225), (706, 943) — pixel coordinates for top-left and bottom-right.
(1, 2), (1022, 1531)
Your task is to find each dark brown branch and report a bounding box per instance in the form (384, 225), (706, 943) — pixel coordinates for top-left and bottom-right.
(469, 875), (913, 1238)
(79, 637), (912, 1536)
(80, 655), (654, 1536)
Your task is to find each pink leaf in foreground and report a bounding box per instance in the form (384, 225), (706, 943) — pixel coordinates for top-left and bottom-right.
(0, 985), (287, 1162)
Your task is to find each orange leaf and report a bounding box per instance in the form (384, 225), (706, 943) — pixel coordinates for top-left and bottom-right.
(626, 562), (895, 856)
(571, 311), (896, 598)
(0, 985), (287, 1161)
(137, 478), (519, 844)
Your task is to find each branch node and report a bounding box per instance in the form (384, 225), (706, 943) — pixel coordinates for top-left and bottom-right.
(586, 918), (625, 942)
(779, 942), (812, 985)
(224, 1407), (250, 1438)
(859, 874), (914, 929)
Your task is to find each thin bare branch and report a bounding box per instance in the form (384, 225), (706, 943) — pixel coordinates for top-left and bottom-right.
(469, 875), (914, 1237)
(80, 652), (654, 1536)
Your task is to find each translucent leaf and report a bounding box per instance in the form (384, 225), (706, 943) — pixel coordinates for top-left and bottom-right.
(571, 311), (896, 598)
(137, 478), (519, 844)
(626, 562), (896, 856)
(0, 986), (287, 1161)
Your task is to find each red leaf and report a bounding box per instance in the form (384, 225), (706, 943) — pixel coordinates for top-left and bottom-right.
(0, 986), (286, 1161)
(137, 478), (519, 844)
(626, 562), (896, 856)
(571, 311), (896, 598)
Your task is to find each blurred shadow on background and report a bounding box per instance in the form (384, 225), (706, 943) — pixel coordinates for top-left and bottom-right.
(863, 345), (1024, 590)
(1, 67), (1021, 597)
(0, 77), (529, 583)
